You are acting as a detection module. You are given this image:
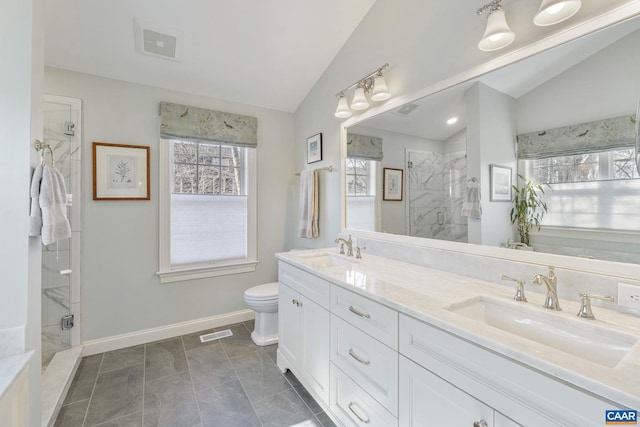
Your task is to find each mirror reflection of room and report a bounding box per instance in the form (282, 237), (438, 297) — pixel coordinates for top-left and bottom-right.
(345, 17), (640, 264)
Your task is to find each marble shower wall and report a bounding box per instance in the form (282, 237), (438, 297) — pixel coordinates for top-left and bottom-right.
(407, 150), (467, 242)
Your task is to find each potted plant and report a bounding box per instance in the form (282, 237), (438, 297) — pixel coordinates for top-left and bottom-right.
(510, 174), (549, 246)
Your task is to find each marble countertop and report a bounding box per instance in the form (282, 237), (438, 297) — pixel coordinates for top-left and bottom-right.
(0, 351), (33, 400)
(276, 248), (640, 409)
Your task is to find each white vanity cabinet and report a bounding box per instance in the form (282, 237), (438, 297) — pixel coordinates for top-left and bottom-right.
(399, 313), (625, 427)
(277, 262), (331, 404)
(330, 285), (399, 426)
(400, 355), (521, 427)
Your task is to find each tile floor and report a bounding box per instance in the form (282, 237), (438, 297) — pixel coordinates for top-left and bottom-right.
(54, 321), (337, 427)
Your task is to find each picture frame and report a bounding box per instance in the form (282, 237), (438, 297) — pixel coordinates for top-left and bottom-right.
(307, 133), (322, 164)
(383, 167), (404, 201)
(490, 164), (512, 202)
(93, 142), (150, 200)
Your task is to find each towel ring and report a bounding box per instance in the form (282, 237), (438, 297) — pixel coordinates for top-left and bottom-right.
(34, 140), (55, 166)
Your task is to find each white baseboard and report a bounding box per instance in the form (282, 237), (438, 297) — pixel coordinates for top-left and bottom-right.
(82, 309), (255, 356)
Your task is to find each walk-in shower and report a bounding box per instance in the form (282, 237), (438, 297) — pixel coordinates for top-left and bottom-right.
(40, 94), (82, 426)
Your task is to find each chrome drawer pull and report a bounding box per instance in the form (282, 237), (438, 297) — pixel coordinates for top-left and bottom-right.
(348, 305), (371, 319)
(473, 420), (489, 427)
(348, 402), (370, 424)
(348, 348), (371, 365)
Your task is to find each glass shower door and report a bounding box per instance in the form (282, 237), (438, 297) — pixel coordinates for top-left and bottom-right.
(41, 99), (78, 369)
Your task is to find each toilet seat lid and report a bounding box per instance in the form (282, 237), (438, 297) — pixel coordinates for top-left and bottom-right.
(245, 282), (279, 300)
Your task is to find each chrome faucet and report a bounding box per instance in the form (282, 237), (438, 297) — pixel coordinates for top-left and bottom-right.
(335, 234), (353, 257)
(533, 266), (561, 311)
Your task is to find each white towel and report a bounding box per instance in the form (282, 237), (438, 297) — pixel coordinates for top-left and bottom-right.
(298, 169), (319, 238)
(29, 164), (44, 236)
(29, 164), (72, 245)
(461, 180), (482, 219)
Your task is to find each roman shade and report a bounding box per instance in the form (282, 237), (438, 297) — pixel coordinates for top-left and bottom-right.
(347, 132), (383, 161)
(517, 115), (635, 159)
(160, 101), (258, 147)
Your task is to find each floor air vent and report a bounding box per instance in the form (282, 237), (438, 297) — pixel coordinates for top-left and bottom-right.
(199, 329), (233, 343)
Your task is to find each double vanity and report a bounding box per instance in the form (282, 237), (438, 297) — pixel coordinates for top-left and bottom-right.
(275, 246), (640, 427)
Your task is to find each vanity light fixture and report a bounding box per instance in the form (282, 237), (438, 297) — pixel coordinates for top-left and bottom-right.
(533, 0), (582, 26)
(476, 0), (582, 51)
(477, 0), (515, 52)
(334, 63), (390, 118)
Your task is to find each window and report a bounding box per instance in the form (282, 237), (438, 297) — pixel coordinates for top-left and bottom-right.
(521, 148), (640, 231)
(159, 139), (257, 283)
(346, 158), (378, 231)
(527, 148), (639, 184)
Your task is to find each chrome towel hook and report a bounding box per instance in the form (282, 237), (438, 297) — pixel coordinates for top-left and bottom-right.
(34, 139), (55, 166)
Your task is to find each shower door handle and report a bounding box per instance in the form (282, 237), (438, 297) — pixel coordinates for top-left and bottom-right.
(437, 211), (444, 225)
(59, 269), (72, 275)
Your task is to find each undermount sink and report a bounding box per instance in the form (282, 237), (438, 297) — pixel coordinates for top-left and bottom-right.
(297, 252), (358, 268)
(446, 296), (637, 368)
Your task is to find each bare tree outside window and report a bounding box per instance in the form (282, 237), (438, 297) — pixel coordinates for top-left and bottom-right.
(172, 140), (244, 195)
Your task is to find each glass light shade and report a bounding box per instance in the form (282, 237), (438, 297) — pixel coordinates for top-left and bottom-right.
(351, 87), (370, 110)
(370, 75), (391, 101)
(533, 0), (582, 26)
(334, 96), (352, 118)
(478, 8), (515, 52)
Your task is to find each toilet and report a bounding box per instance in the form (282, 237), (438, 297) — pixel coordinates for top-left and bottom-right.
(243, 282), (279, 346)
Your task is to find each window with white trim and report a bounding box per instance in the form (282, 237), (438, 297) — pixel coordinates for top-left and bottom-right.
(346, 158), (378, 231)
(159, 139), (257, 283)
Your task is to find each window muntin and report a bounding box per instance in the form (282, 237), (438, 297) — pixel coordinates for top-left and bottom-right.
(346, 158), (375, 196)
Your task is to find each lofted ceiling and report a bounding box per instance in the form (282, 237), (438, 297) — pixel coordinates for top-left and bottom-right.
(44, 0), (377, 113)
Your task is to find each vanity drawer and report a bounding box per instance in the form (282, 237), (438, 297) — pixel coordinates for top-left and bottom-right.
(330, 364), (398, 427)
(278, 261), (330, 309)
(331, 314), (398, 415)
(331, 285), (398, 349)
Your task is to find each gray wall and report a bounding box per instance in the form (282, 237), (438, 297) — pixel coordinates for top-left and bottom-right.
(45, 68), (295, 342)
(291, 0), (639, 251)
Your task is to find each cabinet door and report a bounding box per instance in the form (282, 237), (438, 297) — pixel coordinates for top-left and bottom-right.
(300, 295), (330, 403)
(399, 356), (493, 427)
(277, 283), (300, 368)
(495, 412), (523, 427)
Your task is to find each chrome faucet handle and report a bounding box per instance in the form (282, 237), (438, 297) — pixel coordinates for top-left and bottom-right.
(338, 243), (345, 255)
(501, 275), (527, 302)
(577, 293), (614, 320)
(355, 245), (366, 259)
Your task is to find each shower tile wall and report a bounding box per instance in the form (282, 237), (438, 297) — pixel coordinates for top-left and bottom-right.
(42, 98), (82, 369)
(408, 151), (467, 242)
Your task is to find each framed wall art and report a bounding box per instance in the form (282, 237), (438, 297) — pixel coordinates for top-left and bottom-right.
(490, 164), (512, 202)
(383, 167), (404, 201)
(307, 133), (323, 164)
(93, 142), (150, 200)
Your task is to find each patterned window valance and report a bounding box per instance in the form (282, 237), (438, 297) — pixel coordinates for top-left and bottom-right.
(517, 115), (635, 159)
(159, 101), (258, 148)
(346, 132), (383, 161)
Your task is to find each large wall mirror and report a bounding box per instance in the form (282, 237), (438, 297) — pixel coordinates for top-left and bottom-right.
(344, 15), (640, 268)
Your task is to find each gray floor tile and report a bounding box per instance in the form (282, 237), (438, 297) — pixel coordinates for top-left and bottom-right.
(64, 354), (103, 405)
(85, 364), (143, 426)
(314, 411), (337, 427)
(285, 371), (322, 415)
(144, 370), (201, 427)
(253, 388), (318, 427)
(243, 319), (255, 331)
(54, 399), (89, 427)
(217, 323), (258, 358)
(197, 379), (261, 427)
(230, 349), (291, 403)
(186, 342), (236, 391)
(144, 337), (188, 382)
(263, 343), (278, 364)
(94, 411), (142, 427)
(100, 345), (144, 373)
(182, 328), (218, 351)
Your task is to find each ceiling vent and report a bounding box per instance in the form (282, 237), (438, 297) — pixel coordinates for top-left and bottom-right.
(394, 103), (419, 116)
(134, 18), (183, 61)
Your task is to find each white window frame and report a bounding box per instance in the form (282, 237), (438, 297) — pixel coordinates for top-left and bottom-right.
(158, 139), (258, 283)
